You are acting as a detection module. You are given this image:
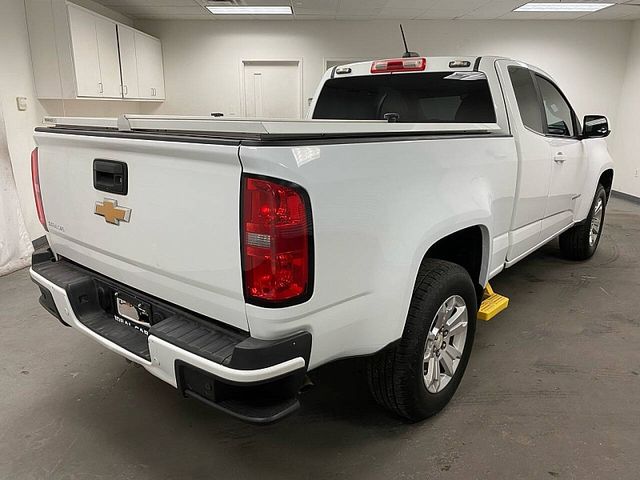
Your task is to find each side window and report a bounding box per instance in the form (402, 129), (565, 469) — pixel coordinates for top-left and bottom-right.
(536, 76), (575, 137)
(508, 66), (543, 134)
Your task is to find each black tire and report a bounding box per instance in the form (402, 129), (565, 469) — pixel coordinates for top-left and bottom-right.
(559, 184), (607, 261)
(366, 259), (477, 421)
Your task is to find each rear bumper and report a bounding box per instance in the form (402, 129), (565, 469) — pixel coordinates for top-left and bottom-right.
(30, 248), (311, 423)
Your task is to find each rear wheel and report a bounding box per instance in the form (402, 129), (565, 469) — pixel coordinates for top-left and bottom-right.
(559, 184), (607, 260)
(366, 259), (476, 421)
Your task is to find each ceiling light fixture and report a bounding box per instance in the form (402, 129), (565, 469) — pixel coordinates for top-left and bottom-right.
(514, 2), (614, 12)
(206, 5), (293, 15)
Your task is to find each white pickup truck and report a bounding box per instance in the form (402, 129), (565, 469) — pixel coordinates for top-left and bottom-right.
(30, 56), (613, 423)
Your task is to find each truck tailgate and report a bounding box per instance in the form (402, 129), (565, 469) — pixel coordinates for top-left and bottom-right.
(34, 131), (248, 331)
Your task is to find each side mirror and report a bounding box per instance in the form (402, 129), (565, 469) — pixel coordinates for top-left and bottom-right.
(582, 115), (610, 138)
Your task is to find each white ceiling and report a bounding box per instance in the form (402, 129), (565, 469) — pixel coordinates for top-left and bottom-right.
(92, 0), (640, 20)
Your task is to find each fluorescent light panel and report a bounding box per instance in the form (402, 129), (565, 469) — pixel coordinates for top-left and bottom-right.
(206, 5), (293, 15)
(514, 2), (614, 12)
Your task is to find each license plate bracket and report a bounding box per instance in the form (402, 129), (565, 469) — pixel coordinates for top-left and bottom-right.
(114, 291), (152, 333)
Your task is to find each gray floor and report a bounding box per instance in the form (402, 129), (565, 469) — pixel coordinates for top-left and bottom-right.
(1, 197), (639, 480)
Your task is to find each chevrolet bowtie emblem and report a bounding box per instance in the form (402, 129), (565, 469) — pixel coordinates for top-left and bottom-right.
(95, 199), (131, 225)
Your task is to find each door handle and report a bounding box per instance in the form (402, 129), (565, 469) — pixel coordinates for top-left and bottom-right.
(554, 152), (567, 163)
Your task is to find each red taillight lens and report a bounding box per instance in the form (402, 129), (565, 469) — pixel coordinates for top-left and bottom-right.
(30, 147), (47, 231)
(370, 57), (426, 73)
(242, 175), (313, 306)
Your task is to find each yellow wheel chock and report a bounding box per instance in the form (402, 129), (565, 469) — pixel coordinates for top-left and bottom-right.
(477, 283), (509, 321)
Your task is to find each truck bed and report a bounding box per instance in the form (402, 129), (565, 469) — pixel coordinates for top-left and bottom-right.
(41, 115), (505, 141)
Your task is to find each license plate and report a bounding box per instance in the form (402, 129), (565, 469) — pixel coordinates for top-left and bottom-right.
(114, 292), (151, 333)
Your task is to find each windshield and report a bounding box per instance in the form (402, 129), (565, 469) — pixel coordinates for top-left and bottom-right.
(312, 72), (496, 123)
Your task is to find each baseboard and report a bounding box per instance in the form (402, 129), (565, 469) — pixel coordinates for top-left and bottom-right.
(611, 190), (640, 205)
(32, 235), (48, 250)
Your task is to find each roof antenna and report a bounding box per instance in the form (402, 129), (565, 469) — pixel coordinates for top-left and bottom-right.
(400, 24), (419, 58)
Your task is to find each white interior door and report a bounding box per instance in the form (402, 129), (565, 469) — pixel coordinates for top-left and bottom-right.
(117, 25), (139, 99)
(68, 5), (102, 97)
(243, 61), (301, 119)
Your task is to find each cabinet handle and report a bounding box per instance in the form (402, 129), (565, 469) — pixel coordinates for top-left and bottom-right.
(123, 85), (128, 96)
(152, 87), (156, 96)
(98, 82), (103, 94)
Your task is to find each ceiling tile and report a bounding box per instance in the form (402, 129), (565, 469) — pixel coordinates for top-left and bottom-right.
(376, 7), (425, 18)
(293, 0), (339, 15)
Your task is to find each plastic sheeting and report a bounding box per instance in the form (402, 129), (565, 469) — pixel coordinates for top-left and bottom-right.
(0, 105), (34, 276)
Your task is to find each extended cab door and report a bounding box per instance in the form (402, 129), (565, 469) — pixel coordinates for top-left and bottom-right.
(533, 74), (587, 239)
(496, 61), (553, 262)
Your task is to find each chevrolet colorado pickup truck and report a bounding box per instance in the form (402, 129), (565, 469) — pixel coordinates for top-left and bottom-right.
(30, 56), (613, 423)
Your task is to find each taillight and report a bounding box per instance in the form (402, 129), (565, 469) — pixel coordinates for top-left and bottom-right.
(30, 147), (47, 231)
(370, 57), (426, 73)
(241, 175), (313, 306)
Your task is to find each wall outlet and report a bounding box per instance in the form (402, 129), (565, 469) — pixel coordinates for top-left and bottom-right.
(16, 97), (27, 111)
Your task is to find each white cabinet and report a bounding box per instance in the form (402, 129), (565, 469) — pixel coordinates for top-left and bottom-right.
(67, 4), (102, 97)
(26, 0), (165, 102)
(68, 4), (121, 98)
(134, 32), (165, 100)
(94, 15), (122, 98)
(117, 25), (140, 99)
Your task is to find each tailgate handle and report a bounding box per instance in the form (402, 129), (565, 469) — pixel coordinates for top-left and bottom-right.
(93, 160), (128, 195)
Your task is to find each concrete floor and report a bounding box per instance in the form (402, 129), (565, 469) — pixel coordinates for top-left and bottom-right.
(1, 196), (639, 479)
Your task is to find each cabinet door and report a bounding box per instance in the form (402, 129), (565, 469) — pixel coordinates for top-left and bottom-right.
(117, 25), (139, 99)
(95, 16), (121, 98)
(135, 32), (165, 100)
(68, 5), (102, 97)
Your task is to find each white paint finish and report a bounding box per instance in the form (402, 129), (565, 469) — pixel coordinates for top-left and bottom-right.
(34, 132), (249, 330)
(117, 25), (140, 98)
(239, 135), (518, 367)
(539, 209), (574, 243)
(31, 55), (615, 367)
(242, 60), (302, 118)
(544, 136), (586, 220)
(495, 59), (553, 259)
(29, 269), (304, 387)
(147, 336), (305, 387)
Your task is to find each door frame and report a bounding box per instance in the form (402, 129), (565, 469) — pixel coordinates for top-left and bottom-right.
(239, 58), (303, 119)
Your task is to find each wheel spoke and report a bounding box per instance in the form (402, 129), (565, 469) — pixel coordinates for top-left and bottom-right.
(447, 344), (463, 359)
(440, 350), (455, 376)
(427, 356), (438, 387)
(594, 200), (602, 216)
(446, 306), (467, 332)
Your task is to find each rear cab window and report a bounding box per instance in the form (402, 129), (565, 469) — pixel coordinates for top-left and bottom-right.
(508, 66), (544, 134)
(312, 72), (496, 123)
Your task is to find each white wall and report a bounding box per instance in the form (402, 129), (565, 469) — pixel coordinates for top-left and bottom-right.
(136, 19), (632, 132)
(611, 20), (640, 197)
(0, 0), (48, 239)
(0, 0), (139, 240)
